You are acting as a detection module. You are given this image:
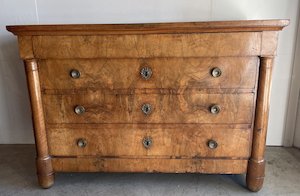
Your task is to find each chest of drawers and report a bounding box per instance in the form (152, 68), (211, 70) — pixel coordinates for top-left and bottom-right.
(7, 20), (288, 191)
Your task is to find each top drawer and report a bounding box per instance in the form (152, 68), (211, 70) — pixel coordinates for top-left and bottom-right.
(39, 57), (258, 90)
(32, 32), (261, 59)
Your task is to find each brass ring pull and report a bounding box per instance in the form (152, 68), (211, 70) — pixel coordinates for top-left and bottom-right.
(210, 104), (221, 114)
(70, 69), (81, 79)
(207, 140), (218, 149)
(74, 105), (85, 115)
(141, 103), (152, 115)
(142, 137), (153, 149)
(77, 138), (87, 148)
(211, 67), (222, 78)
(140, 67), (152, 80)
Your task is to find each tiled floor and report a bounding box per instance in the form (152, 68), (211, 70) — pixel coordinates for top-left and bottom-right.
(0, 145), (299, 196)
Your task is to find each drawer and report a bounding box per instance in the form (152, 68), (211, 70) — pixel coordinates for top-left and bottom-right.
(39, 57), (258, 90)
(47, 124), (252, 158)
(32, 32), (261, 58)
(43, 91), (254, 124)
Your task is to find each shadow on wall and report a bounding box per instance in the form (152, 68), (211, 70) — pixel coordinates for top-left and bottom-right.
(0, 32), (34, 144)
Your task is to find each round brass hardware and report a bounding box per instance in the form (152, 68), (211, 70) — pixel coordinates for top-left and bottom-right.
(70, 69), (81, 79)
(211, 67), (222, 78)
(142, 137), (153, 149)
(210, 104), (221, 114)
(141, 103), (152, 115)
(207, 140), (218, 149)
(74, 105), (85, 115)
(77, 138), (87, 148)
(140, 67), (152, 80)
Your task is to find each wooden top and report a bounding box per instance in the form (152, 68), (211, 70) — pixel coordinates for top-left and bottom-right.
(6, 20), (289, 35)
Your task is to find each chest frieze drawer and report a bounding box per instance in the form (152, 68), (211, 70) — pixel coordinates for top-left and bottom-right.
(43, 92), (255, 124)
(32, 32), (262, 59)
(39, 57), (258, 90)
(47, 125), (252, 158)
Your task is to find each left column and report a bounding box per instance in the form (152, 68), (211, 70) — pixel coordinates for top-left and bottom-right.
(24, 59), (54, 188)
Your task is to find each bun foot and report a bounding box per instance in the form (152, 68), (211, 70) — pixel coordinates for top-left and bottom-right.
(246, 159), (265, 192)
(246, 174), (264, 192)
(38, 173), (55, 189)
(36, 156), (54, 188)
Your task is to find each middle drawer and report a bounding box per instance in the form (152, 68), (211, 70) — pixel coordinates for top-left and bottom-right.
(43, 91), (254, 124)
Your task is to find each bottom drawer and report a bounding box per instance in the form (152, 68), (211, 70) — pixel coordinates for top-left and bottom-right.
(47, 125), (252, 158)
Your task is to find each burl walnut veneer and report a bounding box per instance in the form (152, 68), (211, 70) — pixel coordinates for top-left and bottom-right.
(7, 20), (288, 191)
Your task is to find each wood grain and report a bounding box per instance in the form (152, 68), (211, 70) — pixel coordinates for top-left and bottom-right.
(47, 126), (251, 158)
(261, 31), (279, 56)
(32, 33), (261, 59)
(43, 92), (255, 124)
(52, 157), (248, 174)
(246, 57), (274, 192)
(18, 36), (34, 59)
(6, 19), (289, 36)
(39, 57), (258, 90)
(47, 123), (252, 130)
(24, 59), (54, 188)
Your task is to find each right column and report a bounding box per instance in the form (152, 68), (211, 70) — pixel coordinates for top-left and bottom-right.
(246, 57), (274, 192)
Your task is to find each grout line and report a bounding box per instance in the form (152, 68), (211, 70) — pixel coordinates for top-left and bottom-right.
(34, 0), (39, 24)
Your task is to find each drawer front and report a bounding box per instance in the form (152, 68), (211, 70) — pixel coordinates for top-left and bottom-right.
(32, 32), (261, 58)
(43, 92), (254, 124)
(39, 57), (258, 90)
(47, 125), (251, 158)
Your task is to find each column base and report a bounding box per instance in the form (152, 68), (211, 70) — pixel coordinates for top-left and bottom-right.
(36, 156), (54, 189)
(246, 159), (265, 192)
(37, 173), (55, 189)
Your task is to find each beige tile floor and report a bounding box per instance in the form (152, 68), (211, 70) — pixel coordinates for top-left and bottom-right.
(0, 145), (299, 196)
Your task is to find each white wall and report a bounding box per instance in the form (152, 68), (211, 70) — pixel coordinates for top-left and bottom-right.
(291, 16), (300, 148)
(0, 0), (299, 145)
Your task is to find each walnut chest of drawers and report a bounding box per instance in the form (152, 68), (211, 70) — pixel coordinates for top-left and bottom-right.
(7, 20), (288, 191)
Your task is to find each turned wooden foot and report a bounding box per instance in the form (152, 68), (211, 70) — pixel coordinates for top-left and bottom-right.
(36, 156), (54, 188)
(246, 159), (265, 192)
(37, 173), (54, 189)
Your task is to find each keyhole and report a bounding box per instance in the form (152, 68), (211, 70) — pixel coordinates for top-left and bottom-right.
(143, 137), (152, 149)
(140, 67), (152, 80)
(142, 103), (152, 115)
